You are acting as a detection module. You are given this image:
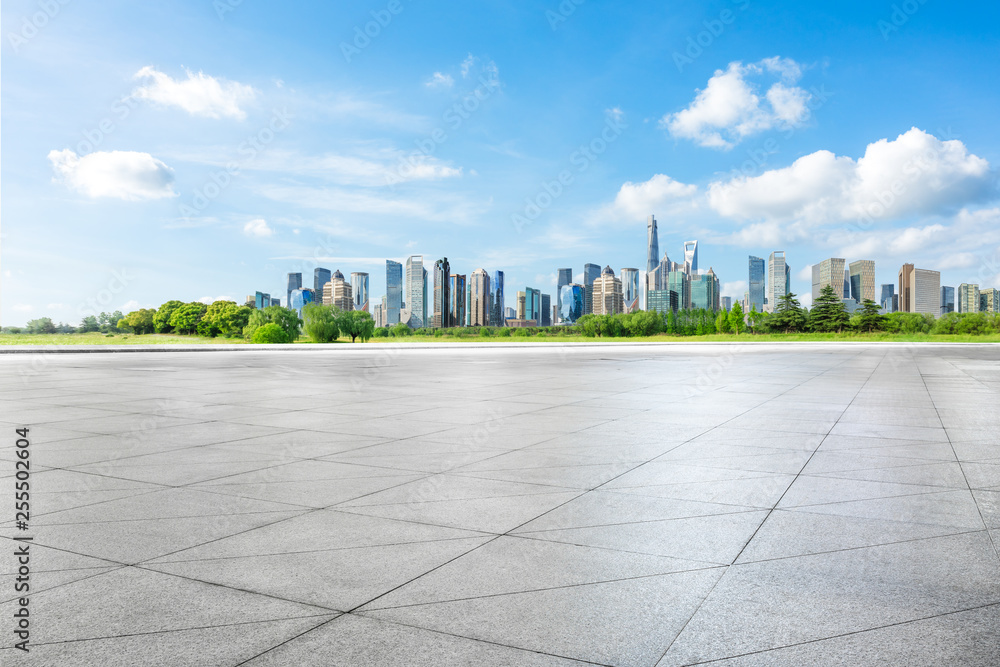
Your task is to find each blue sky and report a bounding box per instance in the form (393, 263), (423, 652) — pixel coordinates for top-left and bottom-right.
(3, 0), (999, 325)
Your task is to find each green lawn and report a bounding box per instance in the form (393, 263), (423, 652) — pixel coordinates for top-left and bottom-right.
(0, 333), (250, 345)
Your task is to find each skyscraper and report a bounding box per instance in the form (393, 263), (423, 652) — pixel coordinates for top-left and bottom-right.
(981, 288), (999, 313)
(405, 256), (426, 328)
(899, 264), (941, 315)
(314, 268), (331, 295)
(559, 284), (584, 323)
(386, 260), (402, 325)
(958, 283), (980, 313)
(620, 268), (639, 313)
(490, 270), (505, 326)
(324, 270), (353, 311)
(882, 284), (897, 312)
(433, 258), (451, 328)
(849, 260), (876, 304)
(541, 294), (551, 326)
(684, 240), (699, 274)
(583, 263), (601, 315)
(450, 274), (467, 326)
(646, 215), (659, 274)
(556, 268), (572, 323)
(470, 269), (490, 326)
(351, 272), (369, 312)
(525, 287), (541, 323)
(666, 271), (690, 311)
(516, 291), (526, 319)
(767, 251), (790, 313)
(690, 268), (721, 311)
(592, 266), (624, 315)
(254, 292), (270, 310)
(748, 256), (766, 313)
(941, 286), (955, 314)
(286, 273), (302, 309)
(812, 258), (846, 302)
(289, 288), (314, 318)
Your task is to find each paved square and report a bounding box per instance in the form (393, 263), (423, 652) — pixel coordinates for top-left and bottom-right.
(1, 343), (999, 666)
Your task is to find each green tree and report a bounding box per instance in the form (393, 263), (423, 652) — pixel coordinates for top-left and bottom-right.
(715, 310), (731, 334)
(578, 314), (599, 337)
(746, 306), (765, 334)
(169, 302), (208, 335)
(338, 310), (375, 342)
(856, 299), (885, 333)
(244, 305), (301, 342)
(79, 315), (100, 332)
(728, 302), (745, 335)
(26, 318), (57, 334)
(303, 303), (340, 343)
(390, 322), (411, 337)
(809, 285), (851, 333)
(153, 300), (185, 333)
(768, 293), (807, 333)
(124, 309), (156, 335)
(251, 323), (288, 344)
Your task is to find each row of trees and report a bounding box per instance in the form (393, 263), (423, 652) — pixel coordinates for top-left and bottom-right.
(3, 311), (126, 335)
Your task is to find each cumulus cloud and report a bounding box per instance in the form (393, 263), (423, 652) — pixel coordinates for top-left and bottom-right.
(198, 296), (236, 304)
(132, 66), (257, 120)
(595, 174), (698, 224)
(48, 149), (177, 200)
(121, 300), (140, 311)
(661, 58), (811, 149)
(709, 128), (993, 225)
(243, 219), (273, 237)
(425, 72), (454, 89)
(723, 280), (747, 296)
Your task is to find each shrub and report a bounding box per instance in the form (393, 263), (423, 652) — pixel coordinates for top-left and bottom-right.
(251, 323), (289, 344)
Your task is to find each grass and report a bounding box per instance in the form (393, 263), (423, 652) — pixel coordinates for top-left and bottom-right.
(0, 333), (250, 345)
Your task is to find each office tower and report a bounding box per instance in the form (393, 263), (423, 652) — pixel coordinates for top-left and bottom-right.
(620, 268), (639, 313)
(958, 283), (980, 313)
(646, 215), (659, 274)
(504, 306), (515, 320)
(516, 291), (526, 319)
(844, 269), (851, 299)
(468, 269), (490, 326)
(432, 259), (450, 327)
(721, 296), (732, 311)
(583, 263), (601, 314)
(373, 300), (385, 327)
(941, 286), (955, 314)
(254, 292), (270, 310)
(812, 258), (846, 302)
(313, 268), (331, 296)
(541, 294), (551, 326)
(271, 297), (280, 307)
(385, 261), (402, 325)
(245, 295), (255, 307)
(898, 264), (941, 315)
(646, 289), (678, 314)
(666, 271), (691, 311)
(748, 256), (766, 312)
(289, 288), (314, 318)
(981, 288), (999, 313)
(449, 274), (467, 326)
(558, 284), (585, 323)
(286, 273), (302, 308)
(556, 268), (573, 323)
(323, 270), (353, 311)
(684, 240), (699, 274)
(403, 256), (426, 328)
(849, 260), (876, 303)
(690, 268), (721, 311)
(767, 251), (790, 313)
(592, 266), (624, 315)
(882, 284), (897, 312)
(525, 287), (541, 323)
(490, 270), (505, 326)
(349, 272), (369, 312)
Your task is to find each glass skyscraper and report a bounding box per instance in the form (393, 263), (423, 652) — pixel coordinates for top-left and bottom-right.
(450, 274), (467, 326)
(583, 263), (601, 315)
(254, 291), (270, 310)
(556, 268), (572, 323)
(314, 268), (331, 295)
(767, 251), (790, 313)
(541, 294), (551, 326)
(490, 270), (505, 326)
(849, 260), (875, 304)
(882, 284), (897, 312)
(469, 269), (490, 326)
(690, 270), (720, 311)
(351, 272), (369, 312)
(684, 240), (699, 274)
(386, 260), (402, 325)
(940, 286), (955, 314)
(748, 256), (765, 312)
(405, 256), (425, 328)
(646, 215), (659, 274)
(286, 273), (302, 309)
(289, 288), (313, 318)
(558, 284), (584, 323)
(525, 287), (541, 324)
(666, 271), (690, 311)
(620, 268), (639, 313)
(433, 258), (451, 328)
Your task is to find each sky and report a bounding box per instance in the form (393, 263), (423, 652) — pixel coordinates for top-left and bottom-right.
(2, 0), (1000, 325)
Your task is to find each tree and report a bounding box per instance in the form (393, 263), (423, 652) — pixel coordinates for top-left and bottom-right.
(809, 285), (851, 333)
(715, 310), (731, 334)
(124, 309), (156, 335)
(26, 318), (56, 334)
(768, 293), (807, 333)
(303, 303), (340, 343)
(251, 323), (288, 344)
(243, 305), (301, 342)
(79, 315), (100, 333)
(169, 302), (208, 335)
(390, 322), (411, 337)
(728, 302), (745, 335)
(856, 299), (885, 333)
(337, 310), (375, 343)
(153, 300), (185, 333)
(746, 306), (765, 334)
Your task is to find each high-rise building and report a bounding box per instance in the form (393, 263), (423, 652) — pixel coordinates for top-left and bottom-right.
(490, 270), (505, 326)
(666, 271), (690, 311)
(583, 263), (601, 315)
(620, 268), (639, 313)
(469, 269), (490, 326)
(403, 256), (426, 328)
(844, 269), (851, 300)
(748, 256), (766, 313)
(271, 298), (280, 307)
(592, 266), (624, 315)
(516, 291), (526, 320)
(351, 272), (369, 312)
(812, 258), (846, 302)
(981, 288), (999, 313)
(898, 264), (941, 315)
(647, 290), (679, 314)
(556, 268), (572, 323)
(941, 286), (955, 314)
(849, 260), (876, 304)
(432, 259), (450, 328)
(958, 283), (980, 313)
(684, 240), (699, 274)
(385, 261), (402, 325)
(314, 268), (331, 296)
(558, 284), (585, 323)
(690, 268), (721, 311)
(541, 294), (551, 326)
(646, 215), (659, 274)
(254, 292), (271, 310)
(466, 286), (472, 326)
(504, 306), (515, 320)
(286, 273), (302, 308)
(525, 287), (541, 323)
(289, 288), (314, 318)
(720, 296), (732, 311)
(882, 284), (897, 312)
(324, 270), (353, 311)
(767, 251), (790, 313)
(450, 274), (467, 326)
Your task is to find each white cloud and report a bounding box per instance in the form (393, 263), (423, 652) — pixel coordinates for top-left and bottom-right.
(708, 128), (993, 225)
(661, 58), (811, 149)
(425, 72), (454, 89)
(198, 296), (235, 304)
(121, 300), (140, 311)
(243, 219), (273, 237)
(48, 149), (177, 200)
(596, 174), (699, 223)
(13, 304), (33, 312)
(723, 280), (747, 296)
(132, 66), (257, 120)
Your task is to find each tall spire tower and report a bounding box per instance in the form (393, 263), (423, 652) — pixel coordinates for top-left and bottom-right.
(646, 215), (659, 274)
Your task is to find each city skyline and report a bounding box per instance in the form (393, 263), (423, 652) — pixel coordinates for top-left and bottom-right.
(4, 2), (1000, 326)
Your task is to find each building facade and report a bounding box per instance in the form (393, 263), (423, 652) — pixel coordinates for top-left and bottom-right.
(583, 263), (601, 315)
(558, 284), (585, 323)
(690, 268), (721, 311)
(385, 261), (402, 325)
(620, 268), (639, 313)
(849, 260), (876, 304)
(592, 266), (624, 315)
(941, 286), (955, 314)
(469, 269), (490, 326)
(684, 240), (699, 274)
(647, 289), (679, 315)
(286, 273), (302, 309)
(958, 283), (981, 313)
(767, 251), (790, 313)
(899, 264), (941, 315)
(556, 268), (572, 323)
(325, 270), (353, 311)
(541, 293), (551, 326)
(314, 268), (331, 296)
(490, 270), (505, 327)
(525, 287), (541, 324)
(981, 288), (999, 313)
(666, 271), (691, 311)
(449, 274), (467, 327)
(812, 258), (846, 302)
(432, 258), (451, 328)
(351, 272), (369, 312)
(646, 215), (659, 274)
(405, 256), (425, 328)
(748, 255), (766, 313)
